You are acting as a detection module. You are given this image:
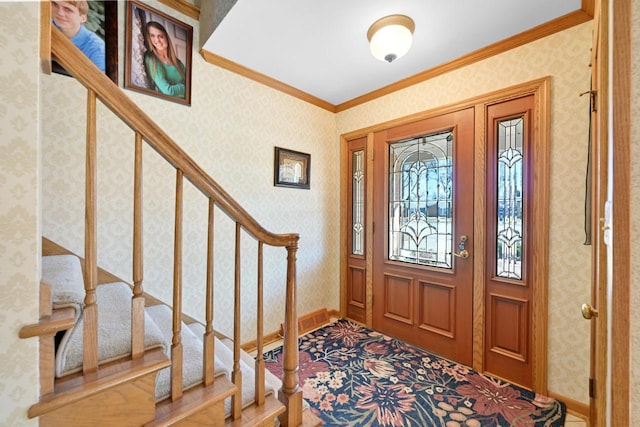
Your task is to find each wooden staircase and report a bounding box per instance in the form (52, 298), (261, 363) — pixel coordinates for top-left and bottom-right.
(21, 246), (288, 426)
(20, 6), (321, 426)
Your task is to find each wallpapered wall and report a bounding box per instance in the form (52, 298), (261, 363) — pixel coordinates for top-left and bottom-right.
(41, 2), (339, 345)
(336, 23), (594, 403)
(0, 3), (39, 426)
(5, 3), (634, 425)
(631, 0), (639, 421)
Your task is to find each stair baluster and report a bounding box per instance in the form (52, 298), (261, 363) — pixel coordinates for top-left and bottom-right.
(132, 131), (145, 359)
(171, 169), (185, 401)
(83, 88), (99, 375)
(231, 222), (243, 419)
(203, 198), (216, 386)
(255, 241), (266, 406)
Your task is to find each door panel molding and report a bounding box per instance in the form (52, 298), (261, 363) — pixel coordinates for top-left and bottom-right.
(419, 281), (456, 338)
(347, 265), (366, 308)
(488, 293), (529, 361)
(383, 273), (414, 324)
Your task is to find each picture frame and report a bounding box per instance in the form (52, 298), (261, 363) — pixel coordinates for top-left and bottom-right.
(52, 1), (118, 83)
(274, 147), (311, 189)
(124, 0), (192, 105)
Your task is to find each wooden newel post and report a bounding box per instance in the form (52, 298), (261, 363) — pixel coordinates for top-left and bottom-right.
(278, 240), (303, 427)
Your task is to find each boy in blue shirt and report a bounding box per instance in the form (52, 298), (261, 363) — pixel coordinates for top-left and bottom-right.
(52, 1), (105, 72)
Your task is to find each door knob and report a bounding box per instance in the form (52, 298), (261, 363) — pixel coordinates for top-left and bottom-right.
(581, 303), (599, 320)
(453, 235), (469, 258)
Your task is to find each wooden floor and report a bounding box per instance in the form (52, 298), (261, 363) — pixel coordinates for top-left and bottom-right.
(565, 414), (587, 426)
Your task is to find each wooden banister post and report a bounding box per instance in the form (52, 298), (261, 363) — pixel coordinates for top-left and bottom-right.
(83, 89), (99, 374)
(231, 222), (243, 420)
(255, 241), (265, 405)
(278, 240), (303, 427)
(171, 170), (184, 401)
(203, 198), (216, 386)
(131, 132), (144, 359)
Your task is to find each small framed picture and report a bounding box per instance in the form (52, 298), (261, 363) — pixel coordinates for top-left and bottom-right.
(274, 147), (311, 189)
(51, 0), (118, 83)
(124, 0), (192, 105)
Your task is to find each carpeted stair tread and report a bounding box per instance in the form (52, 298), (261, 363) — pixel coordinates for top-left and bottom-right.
(40, 254), (168, 377)
(215, 335), (314, 414)
(186, 323), (277, 418)
(41, 255), (86, 319)
(146, 304), (229, 400)
(56, 281), (168, 377)
(218, 336), (284, 394)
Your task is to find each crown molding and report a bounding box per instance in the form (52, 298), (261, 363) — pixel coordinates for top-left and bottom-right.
(335, 9), (592, 112)
(201, 7), (592, 113)
(157, 0), (200, 20)
(200, 49), (337, 112)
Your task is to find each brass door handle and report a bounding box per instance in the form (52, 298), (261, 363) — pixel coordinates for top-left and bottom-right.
(454, 235), (469, 258)
(453, 249), (469, 258)
(581, 303), (599, 320)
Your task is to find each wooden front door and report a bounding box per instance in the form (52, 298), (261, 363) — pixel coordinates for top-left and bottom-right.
(372, 107), (475, 366)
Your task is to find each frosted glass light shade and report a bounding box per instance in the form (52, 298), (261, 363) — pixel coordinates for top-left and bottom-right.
(367, 15), (415, 63)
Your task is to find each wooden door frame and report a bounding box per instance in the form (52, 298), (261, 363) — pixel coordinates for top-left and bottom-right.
(590, 0), (608, 425)
(609, 0), (631, 425)
(585, 0), (631, 424)
(340, 77), (551, 393)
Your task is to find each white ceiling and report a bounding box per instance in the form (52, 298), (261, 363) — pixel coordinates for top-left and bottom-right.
(202, 0), (582, 106)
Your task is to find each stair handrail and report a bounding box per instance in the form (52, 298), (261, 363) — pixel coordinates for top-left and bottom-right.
(49, 25), (302, 425)
(51, 29), (296, 248)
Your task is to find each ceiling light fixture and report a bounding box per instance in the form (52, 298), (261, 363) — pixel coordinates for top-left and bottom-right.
(367, 14), (415, 63)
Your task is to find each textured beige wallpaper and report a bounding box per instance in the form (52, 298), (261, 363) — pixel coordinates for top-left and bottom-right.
(41, 2), (339, 344)
(336, 23), (594, 403)
(2, 1), (635, 424)
(0, 2), (40, 426)
(630, 0), (639, 420)
(33, 0), (613, 411)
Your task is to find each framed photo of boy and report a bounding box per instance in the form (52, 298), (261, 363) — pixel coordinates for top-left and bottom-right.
(125, 0), (193, 105)
(51, 0), (118, 83)
(274, 147), (311, 189)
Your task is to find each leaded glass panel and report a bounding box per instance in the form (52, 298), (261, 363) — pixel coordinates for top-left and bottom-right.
(352, 150), (364, 255)
(388, 131), (453, 268)
(496, 117), (524, 279)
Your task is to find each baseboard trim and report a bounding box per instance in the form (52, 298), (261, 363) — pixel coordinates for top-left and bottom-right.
(241, 308), (340, 353)
(547, 391), (589, 420)
(240, 330), (281, 354)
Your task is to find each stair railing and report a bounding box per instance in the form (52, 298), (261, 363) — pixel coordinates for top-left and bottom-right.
(48, 24), (303, 426)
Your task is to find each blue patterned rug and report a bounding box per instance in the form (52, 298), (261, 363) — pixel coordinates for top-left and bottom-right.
(264, 319), (566, 426)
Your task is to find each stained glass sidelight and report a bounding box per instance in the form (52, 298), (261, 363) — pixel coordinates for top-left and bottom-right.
(352, 150), (365, 255)
(496, 117), (524, 279)
(388, 131), (453, 268)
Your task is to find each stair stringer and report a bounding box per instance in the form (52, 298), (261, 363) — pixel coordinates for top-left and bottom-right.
(32, 348), (170, 427)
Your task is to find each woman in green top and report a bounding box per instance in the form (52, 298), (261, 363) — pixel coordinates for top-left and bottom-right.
(143, 21), (186, 98)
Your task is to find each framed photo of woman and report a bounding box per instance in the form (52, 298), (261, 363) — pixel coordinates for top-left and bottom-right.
(124, 0), (192, 105)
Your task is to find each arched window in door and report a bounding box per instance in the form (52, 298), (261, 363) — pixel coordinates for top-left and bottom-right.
(388, 130), (454, 268)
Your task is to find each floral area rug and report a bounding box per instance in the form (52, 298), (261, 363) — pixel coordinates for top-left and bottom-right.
(264, 319), (566, 426)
